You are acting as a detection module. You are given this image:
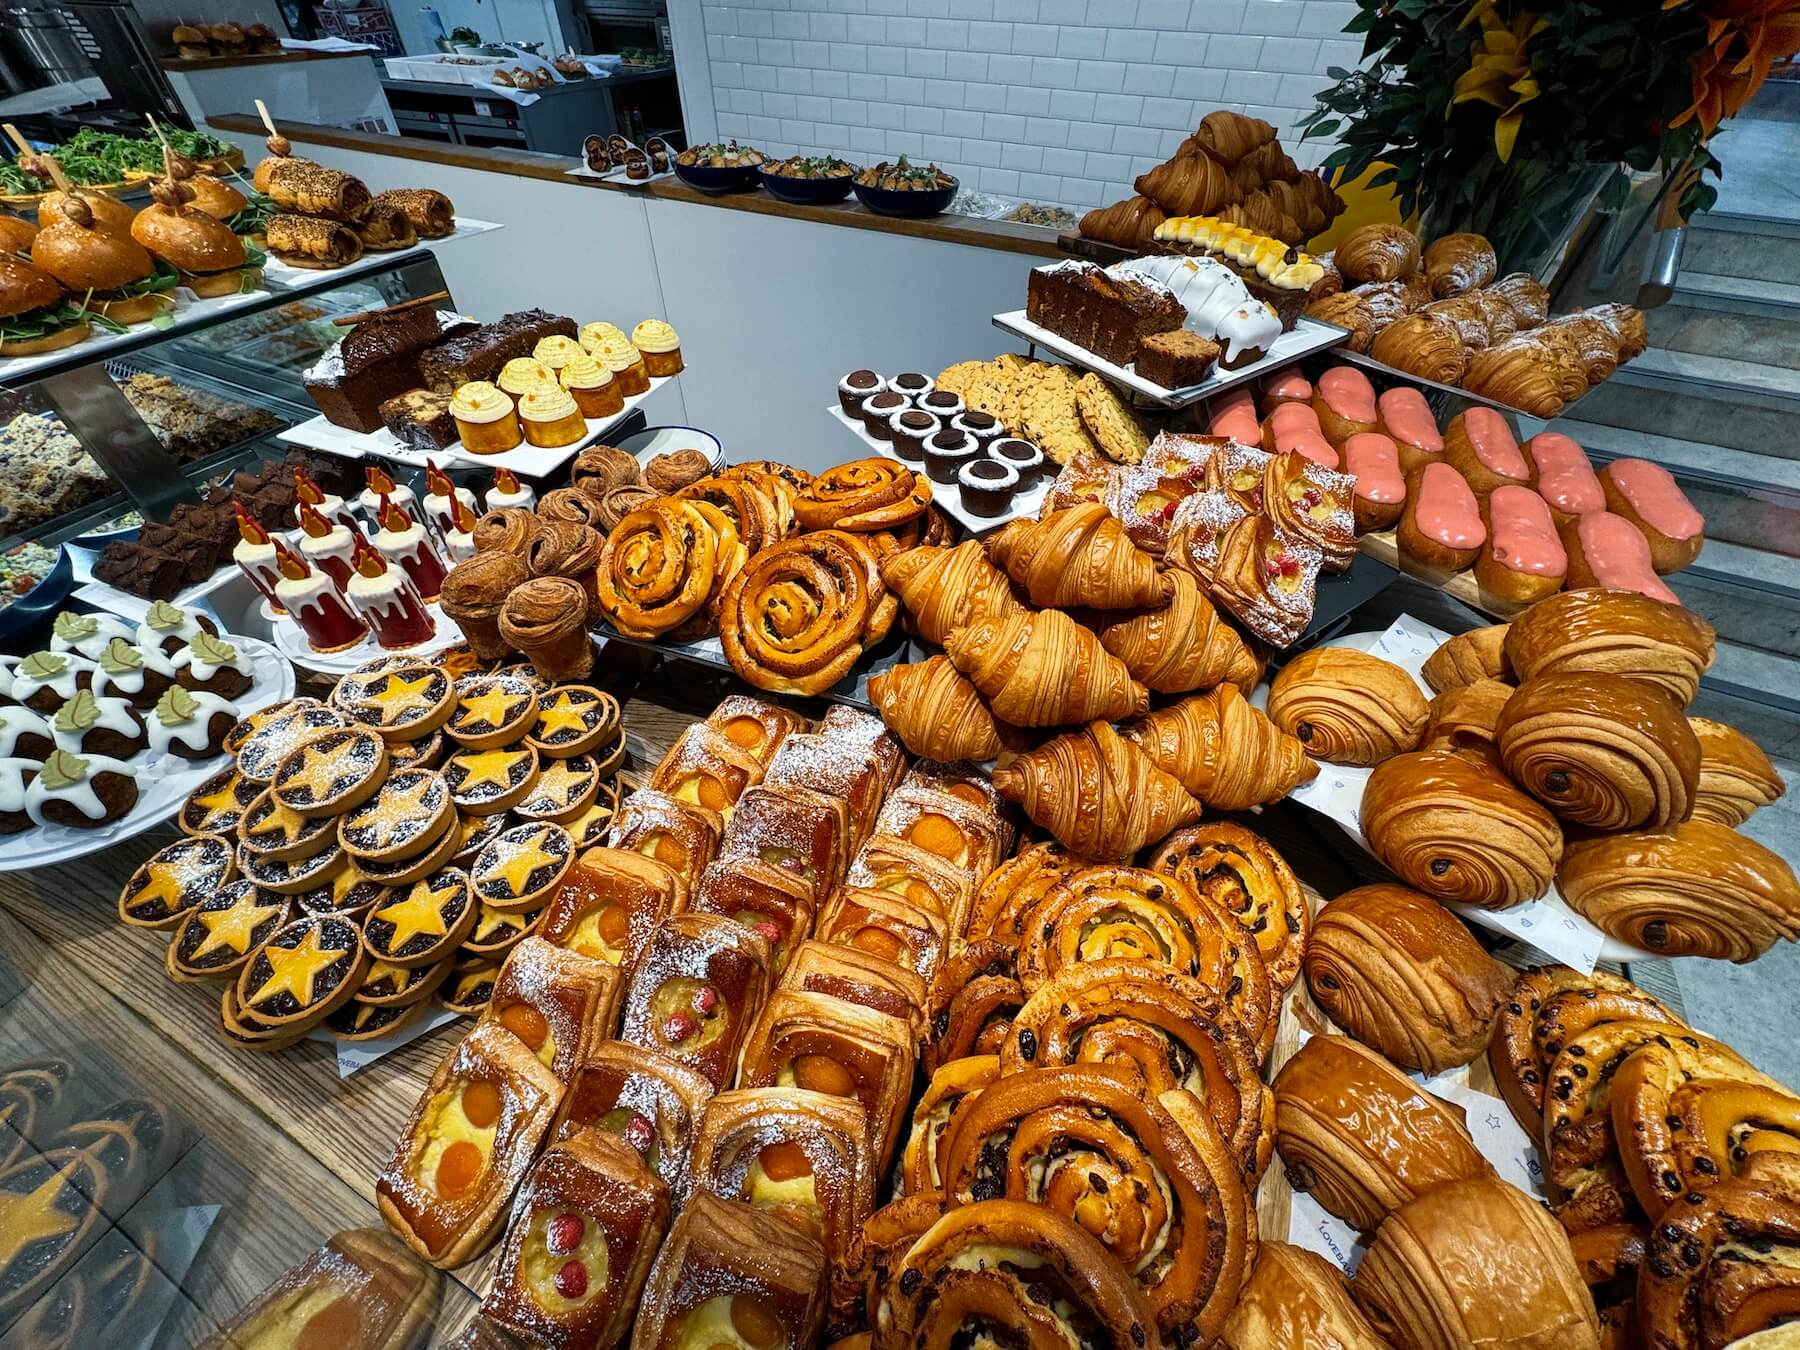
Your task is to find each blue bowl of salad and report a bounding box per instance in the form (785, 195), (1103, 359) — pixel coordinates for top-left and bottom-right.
(852, 159), (958, 218)
(0, 542), (73, 649)
(673, 142), (767, 195)
(759, 156), (857, 205)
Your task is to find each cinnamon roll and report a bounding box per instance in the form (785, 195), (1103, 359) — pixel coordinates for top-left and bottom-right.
(1361, 750), (1563, 910)
(1144, 822), (1309, 991)
(1267, 647), (1429, 766)
(922, 941), (1024, 1073)
(1503, 587), (1716, 708)
(594, 501), (718, 639)
(964, 841), (1088, 945)
(899, 1057), (998, 1198)
(1690, 717), (1785, 826)
(717, 531), (894, 697)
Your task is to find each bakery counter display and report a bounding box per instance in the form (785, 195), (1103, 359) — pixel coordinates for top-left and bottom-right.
(110, 652), (627, 1052)
(1195, 360), (1706, 616)
(0, 603), (293, 870)
(1304, 223), (1646, 419)
(286, 303), (683, 475)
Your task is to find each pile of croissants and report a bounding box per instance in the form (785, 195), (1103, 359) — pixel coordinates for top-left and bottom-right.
(1080, 107), (1347, 249)
(1305, 222), (1646, 417)
(1267, 586), (1798, 961)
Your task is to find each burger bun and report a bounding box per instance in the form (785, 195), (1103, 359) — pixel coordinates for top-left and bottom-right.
(130, 204), (245, 277)
(31, 217), (153, 293)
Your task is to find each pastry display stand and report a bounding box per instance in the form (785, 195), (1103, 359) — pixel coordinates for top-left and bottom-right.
(991, 310), (1346, 410)
(826, 404), (1049, 534)
(0, 288), (276, 387)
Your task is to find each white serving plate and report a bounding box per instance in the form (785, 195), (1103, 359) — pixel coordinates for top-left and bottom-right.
(614, 423), (723, 473)
(0, 636), (294, 872)
(990, 310), (1346, 409)
(258, 217), (504, 287)
(827, 404), (1048, 535)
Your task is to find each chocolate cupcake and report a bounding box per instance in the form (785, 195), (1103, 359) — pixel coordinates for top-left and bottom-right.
(888, 372), (935, 400)
(991, 437), (1047, 485)
(860, 391), (909, 440)
(953, 409), (1005, 449)
(920, 389), (965, 421)
(25, 750), (139, 828)
(958, 458), (1021, 517)
(924, 427), (979, 484)
(837, 368), (885, 414)
(890, 409), (941, 463)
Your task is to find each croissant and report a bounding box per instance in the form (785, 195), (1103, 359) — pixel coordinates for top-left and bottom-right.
(1421, 623), (1511, 692)
(1186, 110), (1278, 164)
(1469, 288), (1520, 345)
(1422, 231), (1498, 298)
(1135, 150), (1242, 217)
(1361, 749), (1563, 910)
(1419, 678), (1511, 769)
(1582, 302), (1647, 361)
(1369, 314), (1471, 385)
(1296, 170), (1347, 224)
(1260, 177), (1325, 235)
(1503, 587), (1715, 707)
(944, 608), (1149, 727)
(985, 504), (1169, 610)
(1336, 223), (1422, 284)
(880, 540), (1025, 646)
(1219, 1241), (1390, 1350)
(1305, 291), (1377, 352)
(1238, 140), (1300, 187)
(1558, 817), (1800, 962)
(1540, 314), (1621, 386)
(993, 720), (1202, 861)
(1495, 673), (1699, 831)
(1218, 194), (1301, 245)
(1079, 194), (1168, 248)
(1352, 279), (1418, 329)
(1091, 569), (1261, 694)
(1121, 683), (1318, 810)
(1690, 717), (1785, 825)
(1487, 271), (1549, 327)
(1267, 647), (1429, 766)
(867, 656), (1028, 763)
(1419, 294), (1492, 349)
(1462, 336), (1569, 417)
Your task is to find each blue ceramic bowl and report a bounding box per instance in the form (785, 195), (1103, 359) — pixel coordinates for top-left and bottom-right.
(852, 177), (958, 219)
(673, 161), (763, 195)
(759, 165), (856, 205)
(0, 545), (74, 649)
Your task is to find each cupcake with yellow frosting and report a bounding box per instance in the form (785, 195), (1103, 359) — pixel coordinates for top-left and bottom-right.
(518, 385), (588, 448)
(631, 319), (683, 377)
(596, 334), (650, 397)
(534, 335), (585, 372)
(497, 357), (557, 398)
(450, 381), (521, 455)
(578, 321), (626, 354)
(561, 351), (623, 419)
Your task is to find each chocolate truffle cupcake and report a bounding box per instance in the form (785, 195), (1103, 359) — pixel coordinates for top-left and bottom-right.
(888, 372), (935, 400)
(50, 690), (146, 760)
(890, 409), (941, 464)
(860, 391), (909, 441)
(991, 437), (1047, 485)
(919, 389), (965, 421)
(953, 409), (1005, 449)
(959, 458), (1022, 517)
(837, 369), (885, 414)
(924, 427), (979, 484)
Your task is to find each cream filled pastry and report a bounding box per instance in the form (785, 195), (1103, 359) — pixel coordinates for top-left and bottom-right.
(1209, 385), (1261, 444)
(1265, 402), (1339, 468)
(1601, 457), (1704, 572)
(1343, 432), (1404, 532)
(1448, 407), (1529, 496)
(1377, 386), (1443, 470)
(1479, 484), (1567, 606)
(1525, 431), (1605, 522)
(1261, 364), (1312, 403)
(1562, 510), (1680, 604)
(1313, 365), (1379, 448)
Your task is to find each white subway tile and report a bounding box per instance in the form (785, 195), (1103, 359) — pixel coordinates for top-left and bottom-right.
(711, 60), (745, 87)
(767, 11), (806, 37)
(868, 44), (907, 72)
(1075, 59), (1127, 91)
(1243, 0), (1304, 34)
(1170, 64), (1225, 99)
(723, 34), (758, 61)
(1068, 120), (1114, 150)
(1103, 27), (1157, 61)
(1317, 38), (1362, 69)
(1222, 69), (1281, 101)
(757, 37), (795, 64)
(737, 8), (774, 37)
(1060, 176), (1105, 205)
(907, 46), (948, 75)
(1158, 127), (1189, 154)
(1138, 0), (1192, 25)
(1127, 63), (1175, 95)
(1260, 36), (1319, 71)
(1299, 0), (1353, 33)
(927, 17), (971, 46)
(1083, 151), (1133, 179)
(826, 41), (866, 69)
(1017, 170), (1063, 198)
(721, 87), (757, 113)
(968, 19), (1013, 46)
(706, 33), (725, 59)
(943, 107), (986, 135)
(1050, 88), (1096, 119)
(1153, 29), (1208, 64)
(1028, 55), (1078, 87)
(781, 117), (818, 142)
(846, 13), (887, 40)
(777, 65), (812, 92)
(1141, 96), (1193, 128)
(1277, 71), (1328, 104)
(762, 142), (798, 159)
(961, 136), (1003, 165)
(1006, 84), (1053, 115)
(869, 99), (908, 128)
(813, 69), (850, 95)
(1056, 25), (1106, 57)
(1189, 0), (1247, 30)
(850, 124), (888, 150)
(703, 7), (736, 36)
(1041, 145), (1085, 174)
(1112, 125), (1163, 156)
(830, 97), (870, 124)
(908, 0), (951, 13)
(905, 103), (947, 131)
(717, 111), (751, 136)
(978, 166), (1022, 193)
(887, 129), (927, 155)
(795, 93), (833, 119)
(949, 0), (995, 14)
(945, 49), (990, 79)
(763, 90), (799, 116)
(887, 14), (927, 42)
(812, 11), (849, 39)
(964, 80), (1009, 109)
(1129, 154), (1163, 179)
(887, 73), (926, 100)
(926, 78), (965, 104)
(1011, 23), (1061, 55)
(746, 113), (782, 138)
(1039, 0), (1085, 19)
(987, 51), (1033, 82)
(744, 63), (779, 90)
(1205, 31), (1263, 62)
(1092, 0), (1137, 18)
(983, 110), (1028, 138)
(993, 0), (1039, 18)
(792, 39), (830, 65)
(1001, 141), (1043, 170)
(847, 71), (886, 97)
(1025, 115), (1070, 145)
(922, 134), (964, 158)
(1093, 91), (1142, 122)
(867, 0), (907, 11)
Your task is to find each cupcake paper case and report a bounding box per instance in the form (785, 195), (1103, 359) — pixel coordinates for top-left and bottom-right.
(631, 319), (684, 377)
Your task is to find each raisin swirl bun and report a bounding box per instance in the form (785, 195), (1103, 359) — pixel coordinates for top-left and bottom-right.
(1495, 673), (1700, 831)
(1303, 884), (1512, 1074)
(1267, 647), (1429, 767)
(1361, 750), (1563, 910)
(1144, 822), (1308, 992)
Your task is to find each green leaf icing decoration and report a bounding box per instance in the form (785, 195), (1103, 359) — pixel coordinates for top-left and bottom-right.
(155, 686), (199, 726)
(53, 612), (97, 641)
(52, 690), (100, 734)
(188, 633), (236, 666)
(100, 638), (142, 675)
(19, 652), (66, 680)
(145, 600), (185, 632)
(39, 750), (87, 791)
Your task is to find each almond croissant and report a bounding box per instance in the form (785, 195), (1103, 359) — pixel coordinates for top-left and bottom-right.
(1135, 150), (1242, 218)
(985, 504), (1170, 611)
(1091, 569), (1262, 694)
(944, 608), (1149, 727)
(1079, 195), (1167, 249)
(880, 539), (1025, 646)
(1121, 683), (1318, 810)
(867, 655), (1028, 763)
(1369, 314), (1471, 386)
(993, 720), (1202, 861)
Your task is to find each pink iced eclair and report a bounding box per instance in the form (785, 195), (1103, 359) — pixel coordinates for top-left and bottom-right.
(1477, 483), (1567, 608)
(1261, 402), (1339, 468)
(1312, 365), (1379, 448)
(1399, 461), (1485, 572)
(1260, 364), (1313, 405)
(1377, 386), (1443, 474)
(1444, 407), (1529, 497)
(1524, 431), (1605, 526)
(1600, 457), (1704, 573)
(1560, 510), (1681, 605)
(1342, 431), (1405, 533)
(1209, 384), (1261, 444)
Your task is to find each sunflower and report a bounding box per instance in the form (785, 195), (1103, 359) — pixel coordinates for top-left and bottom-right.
(1450, 0), (1549, 162)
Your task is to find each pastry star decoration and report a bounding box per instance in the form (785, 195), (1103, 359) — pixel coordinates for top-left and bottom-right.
(376, 877), (461, 948)
(453, 749), (527, 795)
(356, 773), (439, 846)
(534, 692), (595, 740)
(359, 671), (440, 724)
(189, 777), (245, 819)
(532, 759), (591, 806)
(483, 832), (561, 896)
(285, 736), (373, 803)
(0, 1161), (82, 1268)
(192, 895), (284, 959)
(458, 684), (527, 732)
(131, 857), (202, 913)
(249, 926), (348, 1007)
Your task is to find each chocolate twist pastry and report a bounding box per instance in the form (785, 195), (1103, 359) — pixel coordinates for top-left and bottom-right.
(472, 506), (540, 558)
(992, 720), (1200, 862)
(1559, 818), (1800, 962)
(594, 500), (717, 639)
(1306, 291), (1377, 352)
(1504, 587), (1716, 708)
(880, 540), (1025, 647)
(1496, 673), (1700, 831)
(1352, 1178), (1603, 1350)
(1001, 957), (1273, 1177)
(923, 941), (1025, 1074)
(871, 1200), (1159, 1350)
(498, 577), (594, 681)
(1424, 231), (1499, 298)
(439, 550), (528, 661)
(1272, 1035), (1493, 1233)
(937, 1065), (1252, 1338)
(596, 483), (656, 534)
(1422, 623), (1511, 692)
(900, 1056), (998, 1198)
(537, 487), (607, 530)
(1091, 569), (1262, 694)
(717, 531), (892, 697)
(866, 656), (1029, 764)
(570, 444), (641, 499)
(1690, 717), (1785, 826)
(964, 841), (1088, 944)
(1361, 750), (1563, 910)
(1637, 1164), (1800, 1350)
(1144, 822), (1309, 992)
(1016, 864), (1275, 1058)
(1220, 1241), (1389, 1350)
(1302, 883), (1512, 1075)
(1486, 965), (1682, 1137)
(1122, 683), (1317, 811)
(1267, 647), (1429, 767)
(1419, 678), (1512, 770)
(794, 459), (931, 533)
(985, 503), (1170, 610)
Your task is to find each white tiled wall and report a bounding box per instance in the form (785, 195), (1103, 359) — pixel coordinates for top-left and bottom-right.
(680, 0), (1360, 210)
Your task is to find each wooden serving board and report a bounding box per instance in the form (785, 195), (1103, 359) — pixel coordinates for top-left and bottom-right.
(1356, 529), (1529, 620)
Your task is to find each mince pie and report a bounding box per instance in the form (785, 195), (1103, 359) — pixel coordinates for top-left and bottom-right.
(237, 788), (338, 862)
(118, 833), (234, 930)
(344, 665), (455, 743)
(180, 766), (260, 836)
(513, 754), (601, 823)
(364, 868), (478, 967)
(527, 686), (620, 759)
(166, 881), (291, 982)
(337, 768), (454, 862)
(271, 729), (390, 817)
(446, 673), (540, 750)
(473, 823), (575, 912)
(445, 744), (540, 816)
(233, 701), (348, 783)
(234, 915), (367, 1028)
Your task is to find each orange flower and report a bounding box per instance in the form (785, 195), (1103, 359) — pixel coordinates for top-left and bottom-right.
(1665, 0), (1800, 133)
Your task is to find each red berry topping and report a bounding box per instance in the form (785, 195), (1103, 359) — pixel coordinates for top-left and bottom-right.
(692, 984), (719, 1016)
(664, 1011), (697, 1044)
(547, 1212), (585, 1255)
(1264, 560), (1281, 577)
(621, 1112), (655, 1155)
(750, 920), (782, 945)
(1279, 555), (1300, 577)
(1301, 488), (1323, 508)
(553, 1260), (588, 1300)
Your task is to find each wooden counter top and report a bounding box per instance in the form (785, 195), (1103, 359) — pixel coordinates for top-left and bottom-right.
(208, 113), (1066, 259)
